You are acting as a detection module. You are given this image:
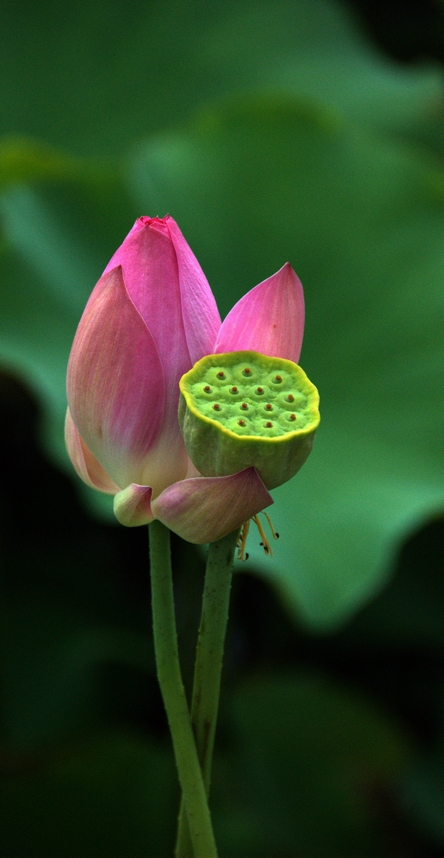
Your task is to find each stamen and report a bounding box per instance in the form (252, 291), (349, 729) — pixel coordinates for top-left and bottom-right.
(237, 520), (251, 561)
(252, 514), (271, 554)
(263, 511), (280, 541)
(237, 512), (280, 560)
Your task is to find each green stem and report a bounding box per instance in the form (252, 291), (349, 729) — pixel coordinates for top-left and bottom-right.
(175, 529), (239, 858)
(148, 520), (218, 858)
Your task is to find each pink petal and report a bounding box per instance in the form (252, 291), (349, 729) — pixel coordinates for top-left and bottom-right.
(165, 217), (221, 363)
(67, 266), (169, 492)
(113, 484), (154, 527)
(104, 216), (221, 437)
(151, 468), (273, 544)
(64, 408), (120, 494)
(103, 219), (190, 442)
(214, 263), (305, 364)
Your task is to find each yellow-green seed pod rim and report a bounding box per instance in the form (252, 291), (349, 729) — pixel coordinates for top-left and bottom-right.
(178, 350), (320, 490)
(179, 350), (320, 445)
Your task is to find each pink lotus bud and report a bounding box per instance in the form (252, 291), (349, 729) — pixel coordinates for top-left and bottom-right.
(66, 216), (316, 545)
(66, 216), (221, 496)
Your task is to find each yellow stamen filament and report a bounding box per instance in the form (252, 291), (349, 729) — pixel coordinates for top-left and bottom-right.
(236, 512), (280, 560)
(263, 511), (279, 541)
(252, 514), (272, 555)
(236, 519), (250, 561)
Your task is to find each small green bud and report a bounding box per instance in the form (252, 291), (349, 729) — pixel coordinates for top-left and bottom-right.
(178, 351), (320, 489)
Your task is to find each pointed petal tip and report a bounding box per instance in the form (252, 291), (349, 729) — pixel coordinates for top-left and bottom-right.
(125, 216), (170, 240)
(215, 262), (305, 364)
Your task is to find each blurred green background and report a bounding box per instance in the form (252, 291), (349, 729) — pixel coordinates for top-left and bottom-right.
(1, 1), (444, 855)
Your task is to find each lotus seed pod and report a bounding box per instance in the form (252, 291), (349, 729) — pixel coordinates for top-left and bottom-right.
(178, 350), (320, 490)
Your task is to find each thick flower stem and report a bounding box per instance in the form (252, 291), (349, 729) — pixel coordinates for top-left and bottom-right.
(148, 520), (218, 858)
(175, 529), (239, 858)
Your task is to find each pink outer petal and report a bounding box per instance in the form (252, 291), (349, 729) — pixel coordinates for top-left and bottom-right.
(104, 216), (221, 438)
(67, 266), (184, 494)
(214, 263), (305, 364)
(164, 217), (221, 363)
(113, 484), (154, 527)
(64, 408), (120, 494)
(151, 468), (273, 544)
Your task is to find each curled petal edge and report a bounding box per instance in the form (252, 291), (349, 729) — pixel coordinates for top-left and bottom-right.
(113, 484), (154, 527)
(152, 467), (273, 544)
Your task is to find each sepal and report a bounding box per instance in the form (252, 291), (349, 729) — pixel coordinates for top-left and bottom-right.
(114, 484), (154, 527)
(151, 468), (272, 543)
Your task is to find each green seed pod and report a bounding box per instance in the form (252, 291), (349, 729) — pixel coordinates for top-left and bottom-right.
(178, 351), (320, 490)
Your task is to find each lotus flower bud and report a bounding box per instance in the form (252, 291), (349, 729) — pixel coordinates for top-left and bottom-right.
(66, 216), (221, 497)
